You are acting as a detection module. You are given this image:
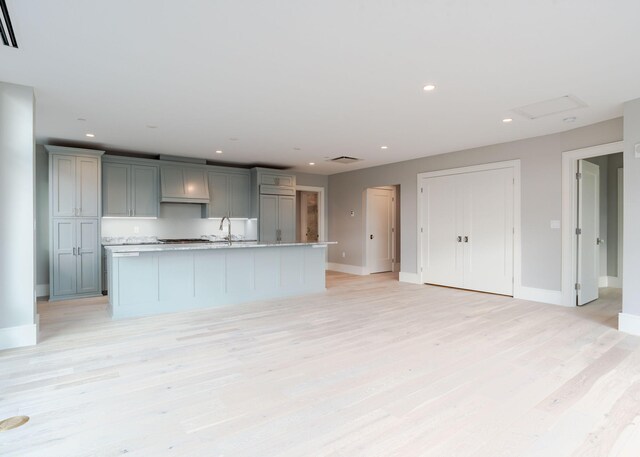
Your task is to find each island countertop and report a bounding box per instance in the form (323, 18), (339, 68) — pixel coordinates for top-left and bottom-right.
(105, 241), (337, 254)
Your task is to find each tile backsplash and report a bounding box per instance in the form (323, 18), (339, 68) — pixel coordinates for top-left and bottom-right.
(101, 203), (257, 240)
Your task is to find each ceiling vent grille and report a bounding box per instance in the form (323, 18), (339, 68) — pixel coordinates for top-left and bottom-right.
(328, 156), (362, 164)
(0, 0), (18, 48)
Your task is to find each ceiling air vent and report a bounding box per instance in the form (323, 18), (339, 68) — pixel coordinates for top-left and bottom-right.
(328, 156), (362, 164)
(512, 95), (587, 120)
(0, 0), (18, 48)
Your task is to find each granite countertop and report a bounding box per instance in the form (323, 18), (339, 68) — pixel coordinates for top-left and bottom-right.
(105, 241), (336, 253)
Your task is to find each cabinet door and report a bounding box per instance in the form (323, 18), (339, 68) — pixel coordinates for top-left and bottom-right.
(421, 174), (464, 288)
(184, 168), (210, 199)
(103, 163), (130, 217)
(278, 195), (296, 242)
(260, 172), (295, 187)
(76, 219), (100, 294)
(259, 194), (279, 242)
(52, 155), (76, 217)
(229, 174), (250, 218)
(462, 168), (513, 295)
(76, 156), (99, 217)
(206, 172), (229, 218)
(131, 165), (159, 217)
(52, 219), (76, 296)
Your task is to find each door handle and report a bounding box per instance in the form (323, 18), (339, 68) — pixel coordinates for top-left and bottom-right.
(370, 234), (374, 240)
(464, 236), (469, 243)
(596, 237), (604, 245)
(73, 247), (76, 256)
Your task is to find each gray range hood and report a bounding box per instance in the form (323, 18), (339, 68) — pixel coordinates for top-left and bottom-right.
(160, 165), (210, 204)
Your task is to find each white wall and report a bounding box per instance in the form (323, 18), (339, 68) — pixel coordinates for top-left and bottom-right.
(0, 82), (37, 349)
(328, 118), (623, 292)
(621, 99), (640, 334)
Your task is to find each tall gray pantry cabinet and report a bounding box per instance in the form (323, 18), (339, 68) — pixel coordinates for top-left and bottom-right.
(47, 145), (104, 300)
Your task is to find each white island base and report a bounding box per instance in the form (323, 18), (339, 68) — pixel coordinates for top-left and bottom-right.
(106, 243), (330, 319)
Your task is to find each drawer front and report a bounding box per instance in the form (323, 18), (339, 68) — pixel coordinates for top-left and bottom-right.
(260, 173), (294, 187)
(260, 185), (296, 196)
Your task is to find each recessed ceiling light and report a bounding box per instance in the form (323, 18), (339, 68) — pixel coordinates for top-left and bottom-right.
(77, 117), (86, 121)
(229, 137), (239, 141)
(215, 150), (223, 154)
(381, 146), (388, 149)
(309, 162), (315, 166)
(563, 116), (577, 123)
(85, 133), (95, 138)
(146, 125), (158, 129)
(502, 118), (513, 123)
(423, 84), (436, 91)
(293, 147), (301, 151)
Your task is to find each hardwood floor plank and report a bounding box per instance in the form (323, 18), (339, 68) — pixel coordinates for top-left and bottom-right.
(0, 276), (637, 456)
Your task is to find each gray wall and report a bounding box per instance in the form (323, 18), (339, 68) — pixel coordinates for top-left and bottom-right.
(607, 153), (624, 277)
(328, 118), (623, 291)
(623, 99), (640, 316)
(0, 82), (36, 336)
(35, 145), (49, 286)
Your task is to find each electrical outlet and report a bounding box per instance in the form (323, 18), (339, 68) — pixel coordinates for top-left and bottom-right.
(133, 226), (140, 234)
(341, 251), (346, 258)
(350, 210), (355, 217)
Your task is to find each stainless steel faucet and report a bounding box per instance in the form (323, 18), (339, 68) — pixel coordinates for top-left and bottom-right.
(219, 216), (232, 244)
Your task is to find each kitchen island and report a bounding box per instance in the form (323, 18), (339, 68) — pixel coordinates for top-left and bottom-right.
(105, 242), (334, 319)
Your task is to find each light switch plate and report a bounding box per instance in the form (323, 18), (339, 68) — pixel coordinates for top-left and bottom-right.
(635, 143), (640, 158)
(550, 220), (561, 229)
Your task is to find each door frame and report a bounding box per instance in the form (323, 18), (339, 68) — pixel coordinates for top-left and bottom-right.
(364, 186), (397, 274)
(295, 185), (326, 242)
(417, 159), (522, 296)
(561, 141), (624, 307)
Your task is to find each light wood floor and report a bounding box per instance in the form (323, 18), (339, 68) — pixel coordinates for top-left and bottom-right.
(1, 272), (639, 456)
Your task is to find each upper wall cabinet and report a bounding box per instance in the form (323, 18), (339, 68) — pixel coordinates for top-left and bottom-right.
(103, 161), (159, 217)
(51, 153), (100, 217)
(203, 171), (251, 218)
(160, 166), (209, 203)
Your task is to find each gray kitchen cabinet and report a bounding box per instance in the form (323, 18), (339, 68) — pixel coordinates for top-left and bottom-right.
(259, 194), (296, 242)
(229, 174), (251, 218)
(47, 145), (103, 300)
(103, 162), (159, 217)
(160, 165), (209, 203)
(51, 153), (99, 217)
(203, 171), (251, 218)
(51, 218), (100, 297)
(103, 162), (130, 217)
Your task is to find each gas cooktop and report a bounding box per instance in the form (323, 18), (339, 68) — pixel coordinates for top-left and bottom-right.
(157, 238), (213, 244)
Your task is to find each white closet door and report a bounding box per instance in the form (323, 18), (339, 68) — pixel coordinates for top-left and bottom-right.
(422, 174), (464, 288)
(366, 188), (394, 274)
(577, 160), (600, 305)
(462, 168), (514, 295)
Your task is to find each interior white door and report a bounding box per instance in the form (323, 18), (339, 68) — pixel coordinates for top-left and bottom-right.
(577, 160), (600, 305)
(462, 168), (514, 295)
(366, 188), (394, 273)
(422, 174), (463, 288)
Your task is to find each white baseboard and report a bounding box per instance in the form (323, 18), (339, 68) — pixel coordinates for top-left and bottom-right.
(36, 283), (49, 297)
(0, 323), (37, 350)
(399, 272), (421, 284)
(514, 286), (563, 306)
(619, 313), (640, 336)
(599, 276), (608, 288)
(326, 262), (368, 275)
(607, 276), (622, 288)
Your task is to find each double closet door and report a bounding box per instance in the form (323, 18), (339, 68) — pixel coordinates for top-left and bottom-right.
(421, 166), (514, 295)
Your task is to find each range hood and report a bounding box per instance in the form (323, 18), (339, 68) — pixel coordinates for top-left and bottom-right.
(160, 166), (210, 204)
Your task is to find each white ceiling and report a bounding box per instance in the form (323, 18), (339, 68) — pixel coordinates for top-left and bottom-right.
(2, 1), (639, 174)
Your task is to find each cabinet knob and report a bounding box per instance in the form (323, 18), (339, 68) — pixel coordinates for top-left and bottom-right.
(457, 236), (462, 242)
(464, 236), (469, 243)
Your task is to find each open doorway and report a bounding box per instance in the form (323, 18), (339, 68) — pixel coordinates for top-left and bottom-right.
(575, 152), (623, 306)
(296, 186), (325, 242)
(364, 185), (400, 274)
